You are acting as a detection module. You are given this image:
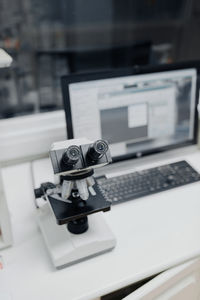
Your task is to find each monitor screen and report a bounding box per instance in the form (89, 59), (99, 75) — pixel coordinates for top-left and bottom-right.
(62, 67), (197, 160)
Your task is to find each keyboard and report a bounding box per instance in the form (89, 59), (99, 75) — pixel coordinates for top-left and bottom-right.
(96, 160), (200, 205)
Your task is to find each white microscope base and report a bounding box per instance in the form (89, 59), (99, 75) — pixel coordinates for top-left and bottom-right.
(36, 203), (116, 269)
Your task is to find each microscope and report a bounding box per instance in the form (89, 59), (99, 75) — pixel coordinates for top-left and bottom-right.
(34, 138), (116, 268)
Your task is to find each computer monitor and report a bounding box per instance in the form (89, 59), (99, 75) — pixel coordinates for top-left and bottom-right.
(61, 63), (199, 161)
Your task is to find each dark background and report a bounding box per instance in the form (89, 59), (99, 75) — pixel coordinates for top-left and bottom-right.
(0, 0), (199, 119)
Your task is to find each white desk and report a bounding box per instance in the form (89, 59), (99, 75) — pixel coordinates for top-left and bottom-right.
(1, 147), (200, 300)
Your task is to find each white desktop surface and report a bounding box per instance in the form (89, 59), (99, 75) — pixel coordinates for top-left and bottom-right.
(1, 146), (200, 300)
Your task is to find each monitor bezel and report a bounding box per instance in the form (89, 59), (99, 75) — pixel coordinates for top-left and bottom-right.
(61, 61), (200, 163)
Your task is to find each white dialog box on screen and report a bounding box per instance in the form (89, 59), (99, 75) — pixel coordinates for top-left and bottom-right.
(128, 103), (148, 128)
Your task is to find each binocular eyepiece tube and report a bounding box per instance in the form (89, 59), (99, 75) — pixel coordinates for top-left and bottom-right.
(62, 145), (82, 167)
(62, 139), (109, 169)
(50, 138), (111, 175)
(87, 140), (109, 162)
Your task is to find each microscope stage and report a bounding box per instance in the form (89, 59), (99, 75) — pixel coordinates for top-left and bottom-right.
(48, 184), (110, 225)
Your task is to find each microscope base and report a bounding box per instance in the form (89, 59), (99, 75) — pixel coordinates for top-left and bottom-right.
(36, 203), (116, 269)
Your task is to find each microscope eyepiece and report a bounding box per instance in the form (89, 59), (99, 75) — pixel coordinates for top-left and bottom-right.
(62, 145), (81, 166)
(50, 138), (112, 174)
(88, 140), (108, 161)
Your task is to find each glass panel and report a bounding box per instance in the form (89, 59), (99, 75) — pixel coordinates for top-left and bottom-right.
(0, 0), (198, 119)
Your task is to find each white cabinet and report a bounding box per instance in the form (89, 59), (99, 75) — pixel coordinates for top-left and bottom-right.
(0, 169), (12, 249)
(123, 258), (200, 300)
